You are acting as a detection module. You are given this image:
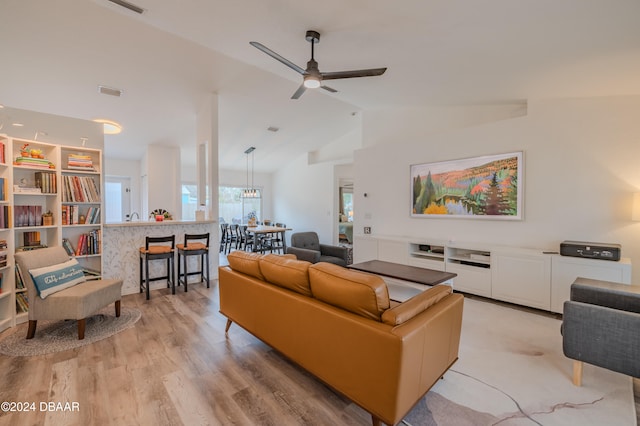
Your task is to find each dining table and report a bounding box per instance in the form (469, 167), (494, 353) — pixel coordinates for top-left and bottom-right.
(245, 225), (292, 253)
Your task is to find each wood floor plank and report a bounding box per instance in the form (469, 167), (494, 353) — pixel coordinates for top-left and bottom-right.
(163, 369), (222, 426)
(46, 358), (80, 426)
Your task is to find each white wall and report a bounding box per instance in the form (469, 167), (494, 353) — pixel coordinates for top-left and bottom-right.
(272, 155), (335, 245)
(270, 125), (363, 246)
(356, 96), (640, 282)
(143, 145), (181, 219)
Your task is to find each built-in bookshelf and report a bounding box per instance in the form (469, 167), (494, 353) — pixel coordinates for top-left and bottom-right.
(0, 134), (103, 332)
(60, 145), (102, 277)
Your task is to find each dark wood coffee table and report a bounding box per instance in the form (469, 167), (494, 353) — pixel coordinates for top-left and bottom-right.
(348, 260), (457, 302)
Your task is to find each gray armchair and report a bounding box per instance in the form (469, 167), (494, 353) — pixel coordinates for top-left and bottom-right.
(562, 277), (640, 386)
(286, 232), (349, 266)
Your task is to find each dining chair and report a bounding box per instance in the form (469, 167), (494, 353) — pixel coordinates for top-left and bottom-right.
(270, 223), (286, 253)
(238, 225), (255, 251)
(219, 223), (229, 253)
(227, 224), (240, 253)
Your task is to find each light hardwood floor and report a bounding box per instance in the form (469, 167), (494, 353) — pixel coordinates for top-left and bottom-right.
(0, 283), (374, 426)
(0, 278), (638, 426)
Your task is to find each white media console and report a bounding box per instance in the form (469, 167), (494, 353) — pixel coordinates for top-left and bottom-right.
(353, 235), (632, 313)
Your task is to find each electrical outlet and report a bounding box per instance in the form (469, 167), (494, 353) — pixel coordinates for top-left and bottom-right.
(364, 226), (371, 234)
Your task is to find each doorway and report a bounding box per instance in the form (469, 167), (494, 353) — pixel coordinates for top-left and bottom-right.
(338, 179), (354, 245)
(105, 176), (131, 223)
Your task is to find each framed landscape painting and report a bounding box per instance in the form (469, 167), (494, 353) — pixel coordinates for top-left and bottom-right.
(410, 151), (523, 219)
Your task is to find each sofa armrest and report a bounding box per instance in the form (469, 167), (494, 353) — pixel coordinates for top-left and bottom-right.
(571, 277), (640, 314)
(286, 246), (321, 263)
(319, 244), (348, 261)
(562, 300), (640, 377)
(381, 285), (453, 325)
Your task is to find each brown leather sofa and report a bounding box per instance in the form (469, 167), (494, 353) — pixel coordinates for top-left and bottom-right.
(219, 251), (464, 426)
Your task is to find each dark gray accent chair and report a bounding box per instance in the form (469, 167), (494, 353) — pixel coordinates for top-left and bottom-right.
(562, 277), (640, 386)
(286, 232), (349, 266)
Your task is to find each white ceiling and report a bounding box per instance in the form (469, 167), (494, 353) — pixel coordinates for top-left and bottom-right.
(1, 0), (640, 173)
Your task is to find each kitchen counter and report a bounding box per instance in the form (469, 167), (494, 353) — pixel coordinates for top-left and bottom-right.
(105, 219), (216, 227)
(103, 219), (217, 295)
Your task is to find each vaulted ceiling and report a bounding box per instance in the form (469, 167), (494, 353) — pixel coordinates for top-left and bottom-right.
(1, 0), (639, 172)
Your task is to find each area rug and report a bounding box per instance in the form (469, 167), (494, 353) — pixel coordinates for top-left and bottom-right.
(403, 297), (636, 426)
(0, 306), (141, 357)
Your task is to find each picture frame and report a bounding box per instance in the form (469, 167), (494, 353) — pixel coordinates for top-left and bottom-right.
(410, 151), (523, 220)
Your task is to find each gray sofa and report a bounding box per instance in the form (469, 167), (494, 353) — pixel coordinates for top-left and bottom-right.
(562, 277), (640, 385)
(286, 231), (349, 266)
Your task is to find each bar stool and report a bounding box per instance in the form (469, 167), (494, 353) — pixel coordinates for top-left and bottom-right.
(139, 235), (175, 300)
(177, 233), (210, 292)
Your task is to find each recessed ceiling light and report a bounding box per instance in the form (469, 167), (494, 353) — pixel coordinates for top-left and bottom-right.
(93, 119), (122, 135)
(12, 122), (24, 127)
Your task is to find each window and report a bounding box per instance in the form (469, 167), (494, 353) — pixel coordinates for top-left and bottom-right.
(219, 186), (262, 224)
(182, 184), (197, 221)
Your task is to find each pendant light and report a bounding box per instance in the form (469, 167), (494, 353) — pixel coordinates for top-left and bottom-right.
(242, 146), (260, 198)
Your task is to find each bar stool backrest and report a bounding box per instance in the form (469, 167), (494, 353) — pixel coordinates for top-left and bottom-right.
(183, 233), (210, 250)
(144, 235), (175, 253)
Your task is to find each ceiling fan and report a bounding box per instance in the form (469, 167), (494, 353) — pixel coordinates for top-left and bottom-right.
(250, 30), (387, 99)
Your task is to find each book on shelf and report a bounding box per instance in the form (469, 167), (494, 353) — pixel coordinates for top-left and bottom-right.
(82, 267), (101, 281)
(0, 206), (10, 229)
(62, 238), (75, 256)
(0, 240), (6, 268)
(62, 175), (100, 203)
(75, 229), (101, 256)
(61, 205), (81, 225)
(67, 153), (95, 171)
(34, 171), (57, 194)
(14, 156), (53, 169)
(85, 206), (100, 224)
(15, 293), (29, 313)
(23, 231), (41, 247)
(0, 141), (5, 164)
(0, 272), (3, 293)
(15, 265), (24, 290)
(13, 185), (42, 194)
(13, 205), (43, 227)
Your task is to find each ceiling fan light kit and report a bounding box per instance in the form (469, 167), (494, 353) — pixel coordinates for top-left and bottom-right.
(251, 30), (387, 99)
(303, 75), (321, 89)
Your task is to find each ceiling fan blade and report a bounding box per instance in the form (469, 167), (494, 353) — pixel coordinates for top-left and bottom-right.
(321, 85), (337, 93)
(321, 67), (387, 81)
(250, 41), (306, 75)
(291, 84), (307, 99)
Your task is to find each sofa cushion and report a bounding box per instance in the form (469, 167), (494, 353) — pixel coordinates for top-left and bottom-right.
(259, 254), (312, 296)
(309, 262), (390, 321)
(226, 251), (266, 281)
(28, 258), (86, 299)
(381, 284), (452, 326)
